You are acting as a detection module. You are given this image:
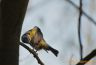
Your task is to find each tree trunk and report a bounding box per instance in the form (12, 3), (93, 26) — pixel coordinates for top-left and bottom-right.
(0, 0), (29, 65)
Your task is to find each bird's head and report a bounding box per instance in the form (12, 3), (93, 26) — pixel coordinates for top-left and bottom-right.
(21, 34), (30, 43)
(33, 26), (42, 34)
(33, 26), (40, 31)
(21, 26), (42, 43)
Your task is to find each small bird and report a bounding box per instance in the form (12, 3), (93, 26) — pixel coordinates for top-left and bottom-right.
(21, 26), (59, 57)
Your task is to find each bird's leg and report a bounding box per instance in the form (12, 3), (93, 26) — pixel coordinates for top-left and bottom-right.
(35, 49), (37, 52)
(33, 47), (35, 51)
(35, 50), (38, 55)
(31, 47), (38, 55)
(33, 46), (38, 55)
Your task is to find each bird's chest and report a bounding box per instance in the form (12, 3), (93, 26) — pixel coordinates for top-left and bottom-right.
(30, 34), (41, 47)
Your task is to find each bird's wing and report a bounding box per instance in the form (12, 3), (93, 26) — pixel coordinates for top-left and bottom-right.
(37, 27), (43, 37)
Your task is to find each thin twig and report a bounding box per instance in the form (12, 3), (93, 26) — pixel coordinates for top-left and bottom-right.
(78, 0), (83, 60)
(66, 0), (96, 25)
(66, 0), (96, 64)
(20, 42), (44, 65)
(76, 49), (96, 65)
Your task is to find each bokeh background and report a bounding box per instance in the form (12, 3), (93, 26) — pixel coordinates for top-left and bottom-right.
(19, 0), (96, 65)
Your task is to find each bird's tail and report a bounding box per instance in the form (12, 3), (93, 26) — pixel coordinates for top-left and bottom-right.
(48, 46), (59, 57)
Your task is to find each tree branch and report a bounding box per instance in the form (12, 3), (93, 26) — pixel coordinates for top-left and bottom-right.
(66, 0), (96, 25)
(20, 42), (44, 65)
(76, 49), (96, 65)
(68, 0), (96, 64)
(78, 0), (83, 60)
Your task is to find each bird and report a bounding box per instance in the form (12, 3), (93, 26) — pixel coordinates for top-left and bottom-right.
(21, 26), (59, 57)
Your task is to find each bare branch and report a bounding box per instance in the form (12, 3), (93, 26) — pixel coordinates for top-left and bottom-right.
(67, 0), (96, 64)
(76, 49), (96, 65)
(20, 42), (44, 65)
(78, 0), (83, 60)
(66, 0), (96, 25)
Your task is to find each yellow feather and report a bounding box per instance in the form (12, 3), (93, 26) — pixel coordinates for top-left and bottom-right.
(39, 39), (48, 49)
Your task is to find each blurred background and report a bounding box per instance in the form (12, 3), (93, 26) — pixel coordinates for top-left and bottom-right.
(19, 0), (96, 65)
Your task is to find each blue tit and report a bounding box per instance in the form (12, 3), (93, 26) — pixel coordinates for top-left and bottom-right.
(21, 26), (59, 57)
